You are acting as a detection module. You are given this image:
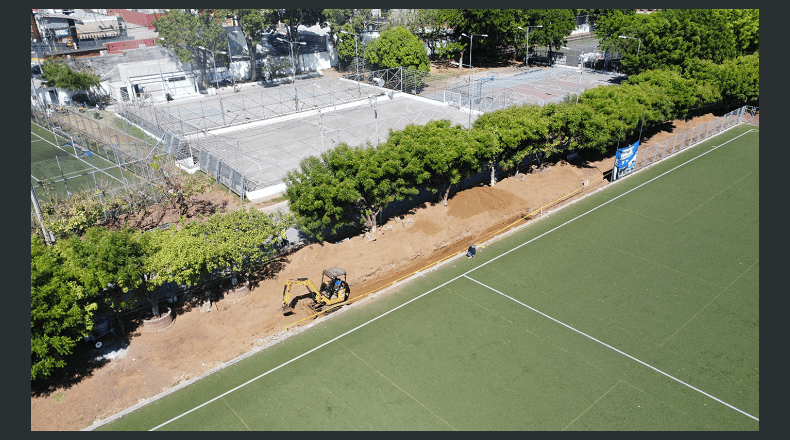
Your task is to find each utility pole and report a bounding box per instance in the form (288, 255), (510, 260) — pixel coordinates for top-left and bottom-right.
(31, 184), (55, 245)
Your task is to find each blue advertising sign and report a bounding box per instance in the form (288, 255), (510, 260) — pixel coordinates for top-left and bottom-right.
(611, 140), (639, 182)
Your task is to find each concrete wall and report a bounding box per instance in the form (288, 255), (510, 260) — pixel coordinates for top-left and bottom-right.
(31, 86), (77, 107)
(298, 51), (333, 74)
(228, 60), (251, 81)
(105, 38), (155, 54)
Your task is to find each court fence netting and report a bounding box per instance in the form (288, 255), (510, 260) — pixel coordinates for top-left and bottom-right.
(30, 102), (180, 230)
(610, 105), (759, 182)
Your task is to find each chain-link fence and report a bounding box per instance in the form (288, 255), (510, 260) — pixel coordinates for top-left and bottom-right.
(614, 105), (758, 181)
(31, 101), (175, 224)
(124, 76), (381, 134)
(222, 100), (473, 191)
(350, 65), (623, 113)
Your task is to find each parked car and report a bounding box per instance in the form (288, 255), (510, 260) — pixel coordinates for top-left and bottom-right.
(31, 64), (41, 78)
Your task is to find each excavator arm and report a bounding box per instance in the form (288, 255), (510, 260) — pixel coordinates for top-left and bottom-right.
(281, 278), (321, 313)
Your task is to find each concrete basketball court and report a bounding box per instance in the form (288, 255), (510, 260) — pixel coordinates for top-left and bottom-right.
(182, 77), (477, 198)
(164, 68), (623, 199)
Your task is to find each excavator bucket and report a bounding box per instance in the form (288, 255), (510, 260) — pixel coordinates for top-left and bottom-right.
(282, 282), (296, 315)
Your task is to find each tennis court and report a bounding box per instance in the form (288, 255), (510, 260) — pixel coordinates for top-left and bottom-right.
(96, 124), (758, 431)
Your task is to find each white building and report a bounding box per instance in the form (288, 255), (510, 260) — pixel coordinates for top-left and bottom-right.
(103, 58), (200, 103)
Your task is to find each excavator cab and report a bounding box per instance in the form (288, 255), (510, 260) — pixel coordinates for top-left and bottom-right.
(320, 267), (348, 300)
(282, 267), (350, 315)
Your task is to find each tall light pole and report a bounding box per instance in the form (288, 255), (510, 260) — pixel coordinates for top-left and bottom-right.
(339, 30), (360, 97)
(562, 46), (584, 104)
(618, 35), (641, 59)
(370, 78), (394, 144)
(461, 33), (488, 68)
(517, 25), (542, 65)
(277, 37), (306, 112)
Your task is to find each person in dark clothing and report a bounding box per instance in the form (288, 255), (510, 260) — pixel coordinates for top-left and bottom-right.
(467, 244), (477, 258)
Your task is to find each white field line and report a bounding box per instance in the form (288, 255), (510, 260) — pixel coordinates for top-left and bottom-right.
(149, 128), (757, 430)
(31, 130), (126, 185)
(149, 276), (461, 431)
(462, 274), (759, 422)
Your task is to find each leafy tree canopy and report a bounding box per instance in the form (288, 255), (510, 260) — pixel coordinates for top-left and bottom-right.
(382, 9), (448, 58)
(596, 9), (741, 75)
(526, 9), (578, 54)
(721, 9), (759, 56)
(154, 9), (227, 88)
(284, 155), (355, 241)
(31, 236), (98, 380)
(324, 9), (371, 39)
(384, 120), (483, 205)
(473, 104), (548, 172)
(364, 26), (430, 72)
(40, 59), (100, 91)
(336, 23), (361, 65)
(57, 226), (148, 314)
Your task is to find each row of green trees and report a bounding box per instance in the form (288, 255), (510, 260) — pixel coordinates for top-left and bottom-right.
(596, 9), (759, 75)
(338, 9), (585, 68)
(284, 54), (758, 241)
(31, 208), (293, 380)
(152, 9), (613, 87)
(154, 9), (327, 86)
(152, 9), (759, 88)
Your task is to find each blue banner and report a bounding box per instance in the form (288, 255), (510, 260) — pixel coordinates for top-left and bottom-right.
(612, 140), (639, 181)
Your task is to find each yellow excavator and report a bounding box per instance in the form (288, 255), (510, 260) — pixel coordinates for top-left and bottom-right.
(281, 267), (350, 315)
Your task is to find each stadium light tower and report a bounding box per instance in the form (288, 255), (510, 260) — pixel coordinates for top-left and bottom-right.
(517, 25), (542, 65)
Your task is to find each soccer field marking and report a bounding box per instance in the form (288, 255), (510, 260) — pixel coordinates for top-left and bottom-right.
(562, 380), (623, 430)
(660, 258), (759, 347)
(608, 205), (670, 224)
(221, 397), (251, 431)
(31, 126), (127, 186)
(669, 171), (754, 227)
(144, 126), (756, 430)
(148, 275), (461, 430)
(461, 274), (759, 422)
(576, 234), (724, 290)
(340, 342), (456, 430)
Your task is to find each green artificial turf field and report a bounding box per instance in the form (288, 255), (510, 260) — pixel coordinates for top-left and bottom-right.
(96, 124), (759, 431)
(31, 121), (135, 199)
